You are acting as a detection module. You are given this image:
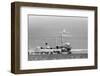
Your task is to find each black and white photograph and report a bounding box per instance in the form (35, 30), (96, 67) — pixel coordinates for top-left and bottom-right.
(28, 15), (88, 61)
(11, 2), (97, 74)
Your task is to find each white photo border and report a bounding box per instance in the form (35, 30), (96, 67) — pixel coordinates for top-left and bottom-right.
(20, 6), (95, 70)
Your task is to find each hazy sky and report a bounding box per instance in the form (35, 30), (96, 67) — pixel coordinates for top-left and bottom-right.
(28, 15), (88, 50)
